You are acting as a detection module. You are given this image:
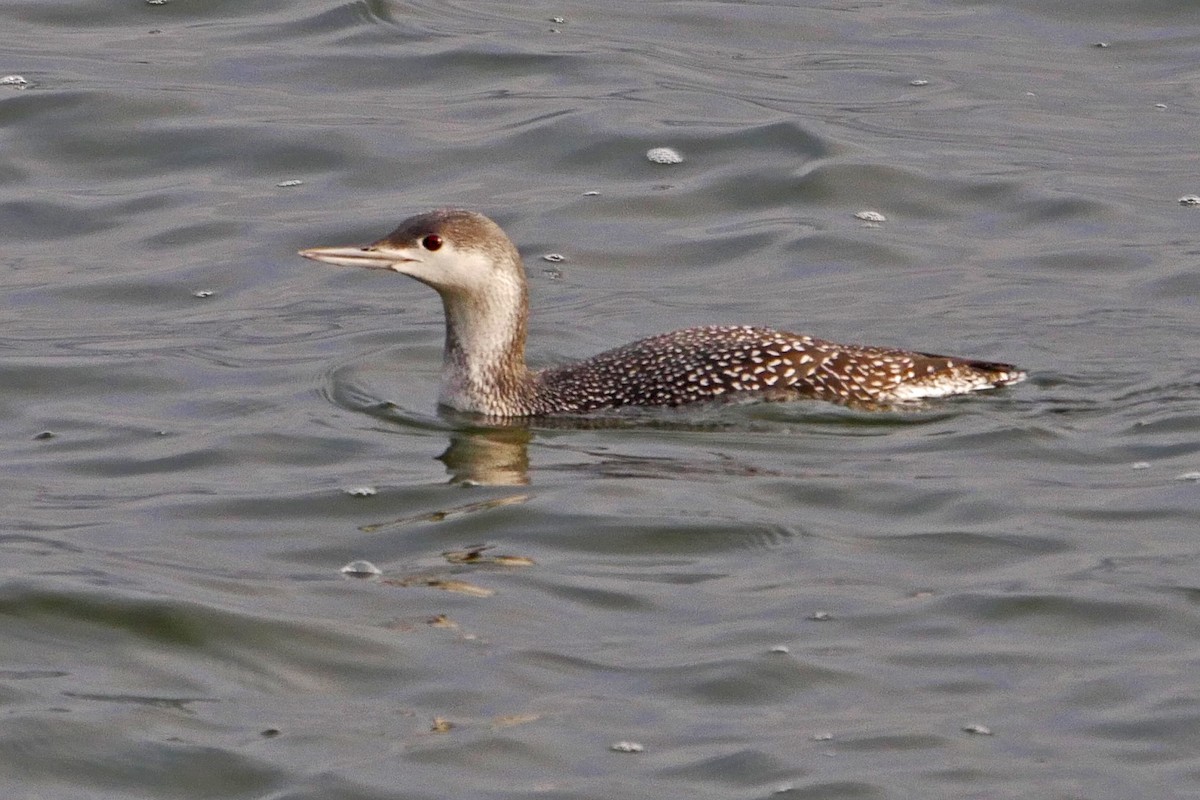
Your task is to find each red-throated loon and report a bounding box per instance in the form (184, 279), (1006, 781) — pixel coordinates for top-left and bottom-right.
(299, 209), (1025, 417)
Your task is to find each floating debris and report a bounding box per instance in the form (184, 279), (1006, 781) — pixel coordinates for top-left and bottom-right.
(1155, 103), (1168, 109)
(276, 179), (303, 188)
(192, 290), (215, 299)
(1093, 41), (1109, 48)
(422, 613), (477, 640)
(1131, 461), (1151, 470)
(854, 210), (886, 223)
(32, 431), (55, 440)
(260, 728), (281, 738)
(344, 485), (377, 497)
(0, 75), (29, 89)
(442, 544), (535, 567)
(808, 610), (833, 621)
(769, 645), (790, 654)
(909, 79), (929, 86)
(542, 253), (565, 263)
(492, 713), (540, 729)
(390, 577), (495, 597)
(962, 723), (993, 735)
(1175, 471), (1200, 482)
(550, 16), (565, 24)
(147, 0), (169, 5)
(582, 190), (600, 196)
(360, 493), (529, 533)
(431, 717), (453, 733)
(445, 545), (485, 563)
(645, 147), (683, 165)
(811, 732), (834, 741)
(1178, 195), (1200, 206)
(610, 740), (644, 753)
(493, 554), (536, 567)
(340, 560), (382, 578)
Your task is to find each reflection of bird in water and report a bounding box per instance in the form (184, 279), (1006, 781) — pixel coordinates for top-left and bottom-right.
(438, 428), (531, 486)
(300, 209), (1025, 417)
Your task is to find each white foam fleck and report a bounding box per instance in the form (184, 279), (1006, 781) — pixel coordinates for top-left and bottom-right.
(340, 560), (381, 577)
(645, 147), (683, 164)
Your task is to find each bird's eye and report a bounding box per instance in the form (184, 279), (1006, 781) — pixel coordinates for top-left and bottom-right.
(421, 234), (443, 251)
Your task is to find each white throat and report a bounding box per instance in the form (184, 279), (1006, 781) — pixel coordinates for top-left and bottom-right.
(435, 269), (529, 412)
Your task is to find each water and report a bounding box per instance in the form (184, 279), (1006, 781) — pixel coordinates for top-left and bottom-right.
(3, 1), (1199, 798)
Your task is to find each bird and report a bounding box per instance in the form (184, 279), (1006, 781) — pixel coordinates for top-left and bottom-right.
(299, 209), (1025, 417)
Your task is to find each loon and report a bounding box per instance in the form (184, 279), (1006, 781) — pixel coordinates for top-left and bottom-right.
(299, 209), (1025, 417)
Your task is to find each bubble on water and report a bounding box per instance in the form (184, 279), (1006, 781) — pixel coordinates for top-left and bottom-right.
(1178, 195), (1200, 206)
(340, 560), (382, 577)
(909, 79), (929, 86)
(645, 147), (683, 165)
(769, 644), (790, 654)
(854, 210), (886, 223)
(610, 740), (644, 753)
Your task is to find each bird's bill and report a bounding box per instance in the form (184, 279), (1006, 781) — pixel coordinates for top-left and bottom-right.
(297, 245), (415, 270)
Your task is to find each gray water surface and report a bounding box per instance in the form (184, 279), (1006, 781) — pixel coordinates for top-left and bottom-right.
(3, 2), (1199, 798)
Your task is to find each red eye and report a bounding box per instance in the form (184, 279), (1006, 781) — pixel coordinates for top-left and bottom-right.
(421, 234), (443, 251)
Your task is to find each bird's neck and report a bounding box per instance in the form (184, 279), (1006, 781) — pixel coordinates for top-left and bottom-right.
(437, 279), (535, 414)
